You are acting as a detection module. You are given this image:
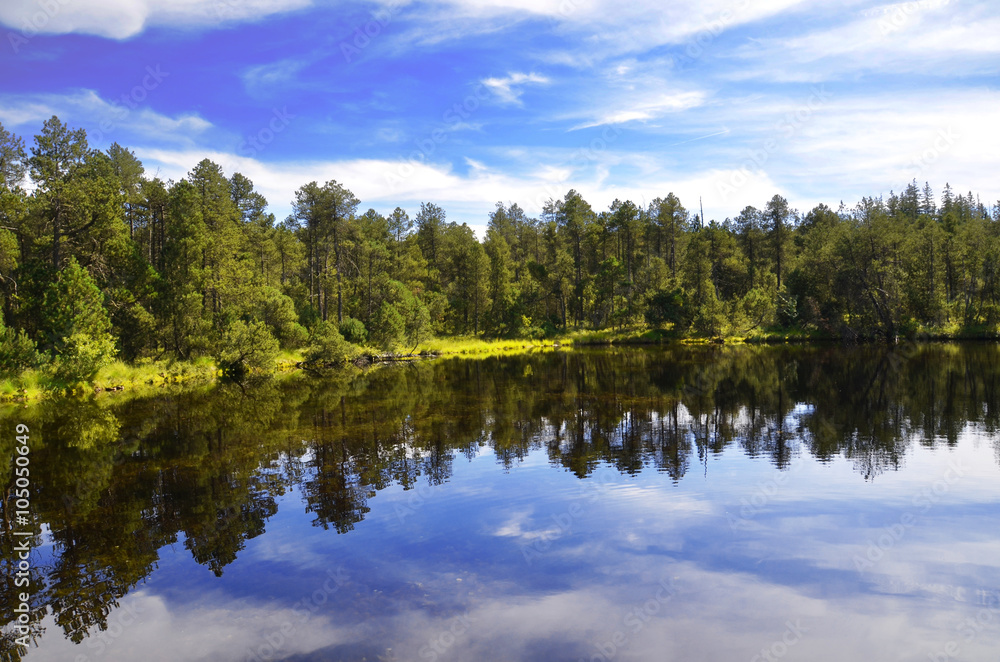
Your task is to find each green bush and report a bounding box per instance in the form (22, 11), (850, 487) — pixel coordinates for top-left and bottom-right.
(338, 317), (368, 345)
(371, 303), (405, 352)
(777, 292), (799, 328)
(49, 333), (117, 384)
(0, 324), (41, 377)
(261, 288), (309, 348)
(645, 288), (691, 330)
(305, 321), (358, 365)
(216, 320), (279, 377)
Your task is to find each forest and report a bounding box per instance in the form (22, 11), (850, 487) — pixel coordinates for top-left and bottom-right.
(2, 115), (1000, 382)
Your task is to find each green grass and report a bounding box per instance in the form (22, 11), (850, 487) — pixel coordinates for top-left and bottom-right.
(416, 336), (565, 356)
(564, 327), (677, 345)
(8, 321), (1000, 405)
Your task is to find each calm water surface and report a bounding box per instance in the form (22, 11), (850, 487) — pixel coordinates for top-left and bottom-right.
(2, 345), (1000, 661)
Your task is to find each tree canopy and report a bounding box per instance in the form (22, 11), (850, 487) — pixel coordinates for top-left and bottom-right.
(3, 116), (1000, 380)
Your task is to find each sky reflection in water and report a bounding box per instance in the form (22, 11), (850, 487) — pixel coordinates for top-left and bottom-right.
(6, 345), (1000, 661)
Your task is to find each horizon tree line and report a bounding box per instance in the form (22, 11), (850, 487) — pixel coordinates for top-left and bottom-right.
(2, 116), (1000, 379)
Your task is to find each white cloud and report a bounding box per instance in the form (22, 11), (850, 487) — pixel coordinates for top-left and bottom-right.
(481, 72), (550, 105)
(397, 0), (812, 55)
(27, 589), (353, 662)
(729, 1), (1000, 81)
(572, 91), (706, 130)
(242, 58), (309, 97)
(0, 89), (212, 144)
(0, 0), (312, 40)
(129, 82), (1000, 234)
(556, 56), (708, 129)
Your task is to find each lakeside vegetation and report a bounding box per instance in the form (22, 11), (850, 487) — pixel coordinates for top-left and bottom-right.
(3, 116), (1000, 399)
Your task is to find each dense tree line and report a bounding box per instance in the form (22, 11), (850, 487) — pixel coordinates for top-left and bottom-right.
(3, 117), (1000, 379)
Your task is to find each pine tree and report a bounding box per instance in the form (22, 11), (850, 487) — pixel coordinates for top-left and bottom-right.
(41, 258), (116, 381)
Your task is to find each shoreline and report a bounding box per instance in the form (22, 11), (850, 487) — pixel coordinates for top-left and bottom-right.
(3, 329), (998, 405)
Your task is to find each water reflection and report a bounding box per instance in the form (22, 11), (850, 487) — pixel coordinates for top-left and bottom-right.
(2, 344), (1000, 661)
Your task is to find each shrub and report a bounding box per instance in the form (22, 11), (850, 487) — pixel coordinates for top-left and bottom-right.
(645, 288), (691, 330)
(338, 317), (368, 345)
(0, 324), (41, 377)
(261, 288), (309, 348)
(371, 303), (405, 352)
(216, 320), (279, 378)
(49, 333), (117, 384)
(305, 321), (357, 365)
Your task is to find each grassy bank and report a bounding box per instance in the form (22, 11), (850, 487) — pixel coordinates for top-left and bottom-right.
(1, 357), (220, 404)
(6, 323), (1000, 404)
(415, 336), (566, 356)
(0, 337), (567, 404)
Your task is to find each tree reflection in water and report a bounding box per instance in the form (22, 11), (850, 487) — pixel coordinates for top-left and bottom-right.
(3, 343), (1000, 654)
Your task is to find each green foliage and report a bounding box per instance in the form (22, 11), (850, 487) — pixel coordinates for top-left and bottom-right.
(338, 317), (368, 344)
(0, 322), (41, 377)
(738, 287), (777, 332)
(38, 258), (117, 381)
(260, 287), (308, 349)
(216, 320), (279, 377)
(777, 292), (799, 328)
(645, 288), (690, 330)
(42, 258), (112, 345)
(305, 320), (358, 365)
(5, 114), (1000, 388)
(48, 332), (117, 384)
(371, 302), (405, 352)
(393, 283), (431, 349)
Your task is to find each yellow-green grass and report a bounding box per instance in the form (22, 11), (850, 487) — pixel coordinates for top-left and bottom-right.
(416, 336), (567, 356)
(0, 354), (312, 405)
(8, 322), (995, 405)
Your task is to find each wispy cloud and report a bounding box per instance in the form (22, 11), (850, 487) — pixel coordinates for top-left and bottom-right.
(0, 90), (212, 144)
(242, 58), (309, 97)
(481, 72), (550, 105)
(729, 1), (1000, 81)
(0, 0), (313, 40)
(3, 0), (997, 236)
(572, 91), (706, 130)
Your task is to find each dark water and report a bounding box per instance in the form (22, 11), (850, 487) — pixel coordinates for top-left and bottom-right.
(3, 345), (1000, 661)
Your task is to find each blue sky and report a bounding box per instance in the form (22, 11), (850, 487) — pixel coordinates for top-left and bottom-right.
(1, 0), (997, 235)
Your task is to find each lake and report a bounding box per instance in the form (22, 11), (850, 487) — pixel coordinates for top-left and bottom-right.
(3, 344), (1000, 661)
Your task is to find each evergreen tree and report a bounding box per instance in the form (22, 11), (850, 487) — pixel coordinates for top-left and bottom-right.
(41, 258), (116, 381)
